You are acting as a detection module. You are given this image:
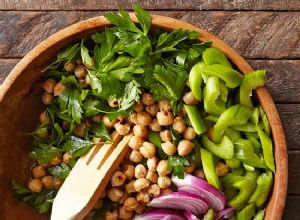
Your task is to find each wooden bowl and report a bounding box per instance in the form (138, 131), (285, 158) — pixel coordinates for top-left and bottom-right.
(0, 15), (288, 220)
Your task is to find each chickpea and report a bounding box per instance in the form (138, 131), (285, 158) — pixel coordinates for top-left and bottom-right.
(63, 152), (73, 165)
(49, 154), (63, 166)
(177, 109), (186, 117)
(133, 102), (144, 112)
(215, 162), (230, 177)
(105, 208), (118, 220)
(117, 114), (125, 122)
(136, 190), (150, 205)
(145, 104), (159, 117)
(129, 113), (138, 125)
(28, 179), (43, 193)
(119, 206), (133, 220)
(183, 127), (197, 140)
(134, 203), (146, 214)
(136, 112), (152, 126)
(53, 178), (63, 189)
(185, 162), (196, 174)
(147, 184), (161, 197)
(146, 170), (158, 183)
(177, 140), (194, 156)
(94, 199), (103, 209)
(42, 78), (56, 93)
(142, 93), (155, 106)
(129, 150), (143, 163)
(157, 160), (172, 176)
(172, 117), (186, 134)
(39, 111), (50, 124)
(121, 164), (135, 180)
(135, 164), (147, 179)
(114, 121), (130, 135)
(148, 119), (162, 132)
(160, 130), (172, 142)
(134, 178), (150, 192)
(74, 122), (87, 138)
(207, 127), (214, 140)
(124, 197), (138, 211)
(64, 61), (75, 72)
(63, 120), (71, 130)
(111, 171), (127, 187)
(160, 187), (173, 195)
(157, 111), (174, 126)
(85, 74), (90, 85)
(158, 101), (171, 111)
(183, 91), (198, 105)
(161, 141), (177, 156)
(103, 115), (118, 128)
(133, 124), (147, 138)
(32, 165), (46, 179)
(53, 82), (66, 96)
(157, 176), (171, 189)
(140, 142), (156, 159)
(108, 187), (124, 202)
(90, 114), (102, 123)
(108, 98), (119, 108)
(42, 92), (54, 105)
(194, 169), (206, 179)
(119, 191), (130, 205)
(42, 175), (54, 189)
(147, 157), (159, 172)
(74, 65), (87, 79)
(128, 136), (144, 150)
(75, 59), (82, 65)
(125, 180), (136, 194)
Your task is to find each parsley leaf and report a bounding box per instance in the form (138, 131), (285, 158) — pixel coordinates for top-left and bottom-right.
(63, 136), (94, 158)
(119, 81), (141, 111)
(167, 155), (190, 179)
(90, 121), (111, 141)
(81, 43), (94, 69)
(132, 4), (151, 35)
(29, 144), (63, 164)
(48, 163), (71, 179)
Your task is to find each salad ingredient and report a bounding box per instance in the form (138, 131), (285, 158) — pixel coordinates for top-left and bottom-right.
(203, 209), (215, 220)
(184, 105), (207, 134)
(134, 209), (185, 220)
(236, 203), (256, 220)
(215, 207), (235, 220)
(184, 210), (200, 220)
(189, 61), (204, 101)
(202, 47), (232, 68)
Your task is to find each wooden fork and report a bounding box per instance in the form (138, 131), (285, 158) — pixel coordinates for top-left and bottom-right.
(51, 131), (133, 220)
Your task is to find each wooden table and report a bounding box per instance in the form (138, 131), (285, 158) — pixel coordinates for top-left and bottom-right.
(0, 1), (299, 219)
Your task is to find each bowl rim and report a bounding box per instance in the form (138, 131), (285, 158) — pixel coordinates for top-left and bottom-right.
(0, 14), (288, 219)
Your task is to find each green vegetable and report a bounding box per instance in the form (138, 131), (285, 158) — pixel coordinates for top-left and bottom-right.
(259, 106), (271, 136)
(189, 61), (205, 101)
(257, 125), (275, 172)
(213, 104), (252, 143)
(148, 130), (167, 159)
(48, 163), (71, 179)
(203, 208), (215, 220)
(200, 147), (222, 189)
(202, 47), (232, 68)
(202, 134), (234, 159)
(90, 121), (111, 141)
(253, 209), (265, 220)
(249, 107), (260, 124)
(184, 104), (207, 135)
(226, 157), (242, 169)
(167, 155), (189, 179)
(237, 203), (256, 220)
(29, 144), (63, 164)
(62, 136), (95, 158)
(239, 70), (266, 108)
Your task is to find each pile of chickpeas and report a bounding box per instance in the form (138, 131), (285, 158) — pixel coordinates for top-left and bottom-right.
(27, 60), (231, 220)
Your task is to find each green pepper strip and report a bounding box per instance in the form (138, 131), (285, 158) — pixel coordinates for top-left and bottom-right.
(213, 104), (252, 143)
(202, 47), (233, 68)
(234, 139), (267, 169)
(258, 106), (271, 136)
(219, 80), (228, 102)
(237, 203), (256, 220)
(200, 147), (222, 189)
(249, 170), (273, 207)
(257, 125), (275, 172)
(253, 209), (265, 220)
(239, 70), (266, 109)
(148, 130), (167, 159)
(189, 61), (205, 101)
(226, 157), (242, 169)
(184, 105), (207, 135)
(249, 107), (259, 124)
(228, 171), (259, 209)
(203, 208), (214, 220)
(200, 64), (243, 89)
(204, 115), (219, 123)
(202, 134), (234, 159)
(224, 128), (241, 143)
(203, 76), (227, 116)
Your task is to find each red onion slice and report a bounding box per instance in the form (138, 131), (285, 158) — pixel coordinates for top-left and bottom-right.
(134, 209), (185, 220)
(172, 174), (226, 212)
(215, 207), (235, 220)
(183, 210), (200, 220)
(148, 192), (209, 216)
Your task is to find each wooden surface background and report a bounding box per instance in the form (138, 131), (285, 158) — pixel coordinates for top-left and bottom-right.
(0, 1), (299, 219)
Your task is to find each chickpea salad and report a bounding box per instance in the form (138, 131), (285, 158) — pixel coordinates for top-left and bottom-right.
(12, 5), (275, 220)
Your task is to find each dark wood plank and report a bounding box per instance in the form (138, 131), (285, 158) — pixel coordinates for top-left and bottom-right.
(0, 11), (300, 59)
(283, 196), (300, 220)
(0, 59), (19, 84)
(0, 0), (300, 11)
(287, 151), (300, 194)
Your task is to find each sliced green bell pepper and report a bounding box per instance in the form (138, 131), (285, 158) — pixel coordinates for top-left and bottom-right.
(239, 70), (266, 108)
(189, 61), (205, 101)
(213, 104), (252, 143)
(200, 64), (243, 89)
(237, 203), (256, 220)
(224, 128), (241, 143)
(249, 107), (259, 124)
(203, 208), (214, 220)
(202, 47), (233, 68)
(253, 209), (265, 220)
(219, 80), (228, 102)
(200, 147), (222, 189)
(259, 106), (271, 136)
(202, 134), (234, 159)
(184, 105), (207, 135)
(226, 157), (242, 169)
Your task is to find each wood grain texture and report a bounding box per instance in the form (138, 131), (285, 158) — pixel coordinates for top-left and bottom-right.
(283, 196), (300, 220)
(0, 0), (300, 11)
(288, 151), (300, 194)
(0, 59), (19, 84)
(0, 11), (300, 59)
